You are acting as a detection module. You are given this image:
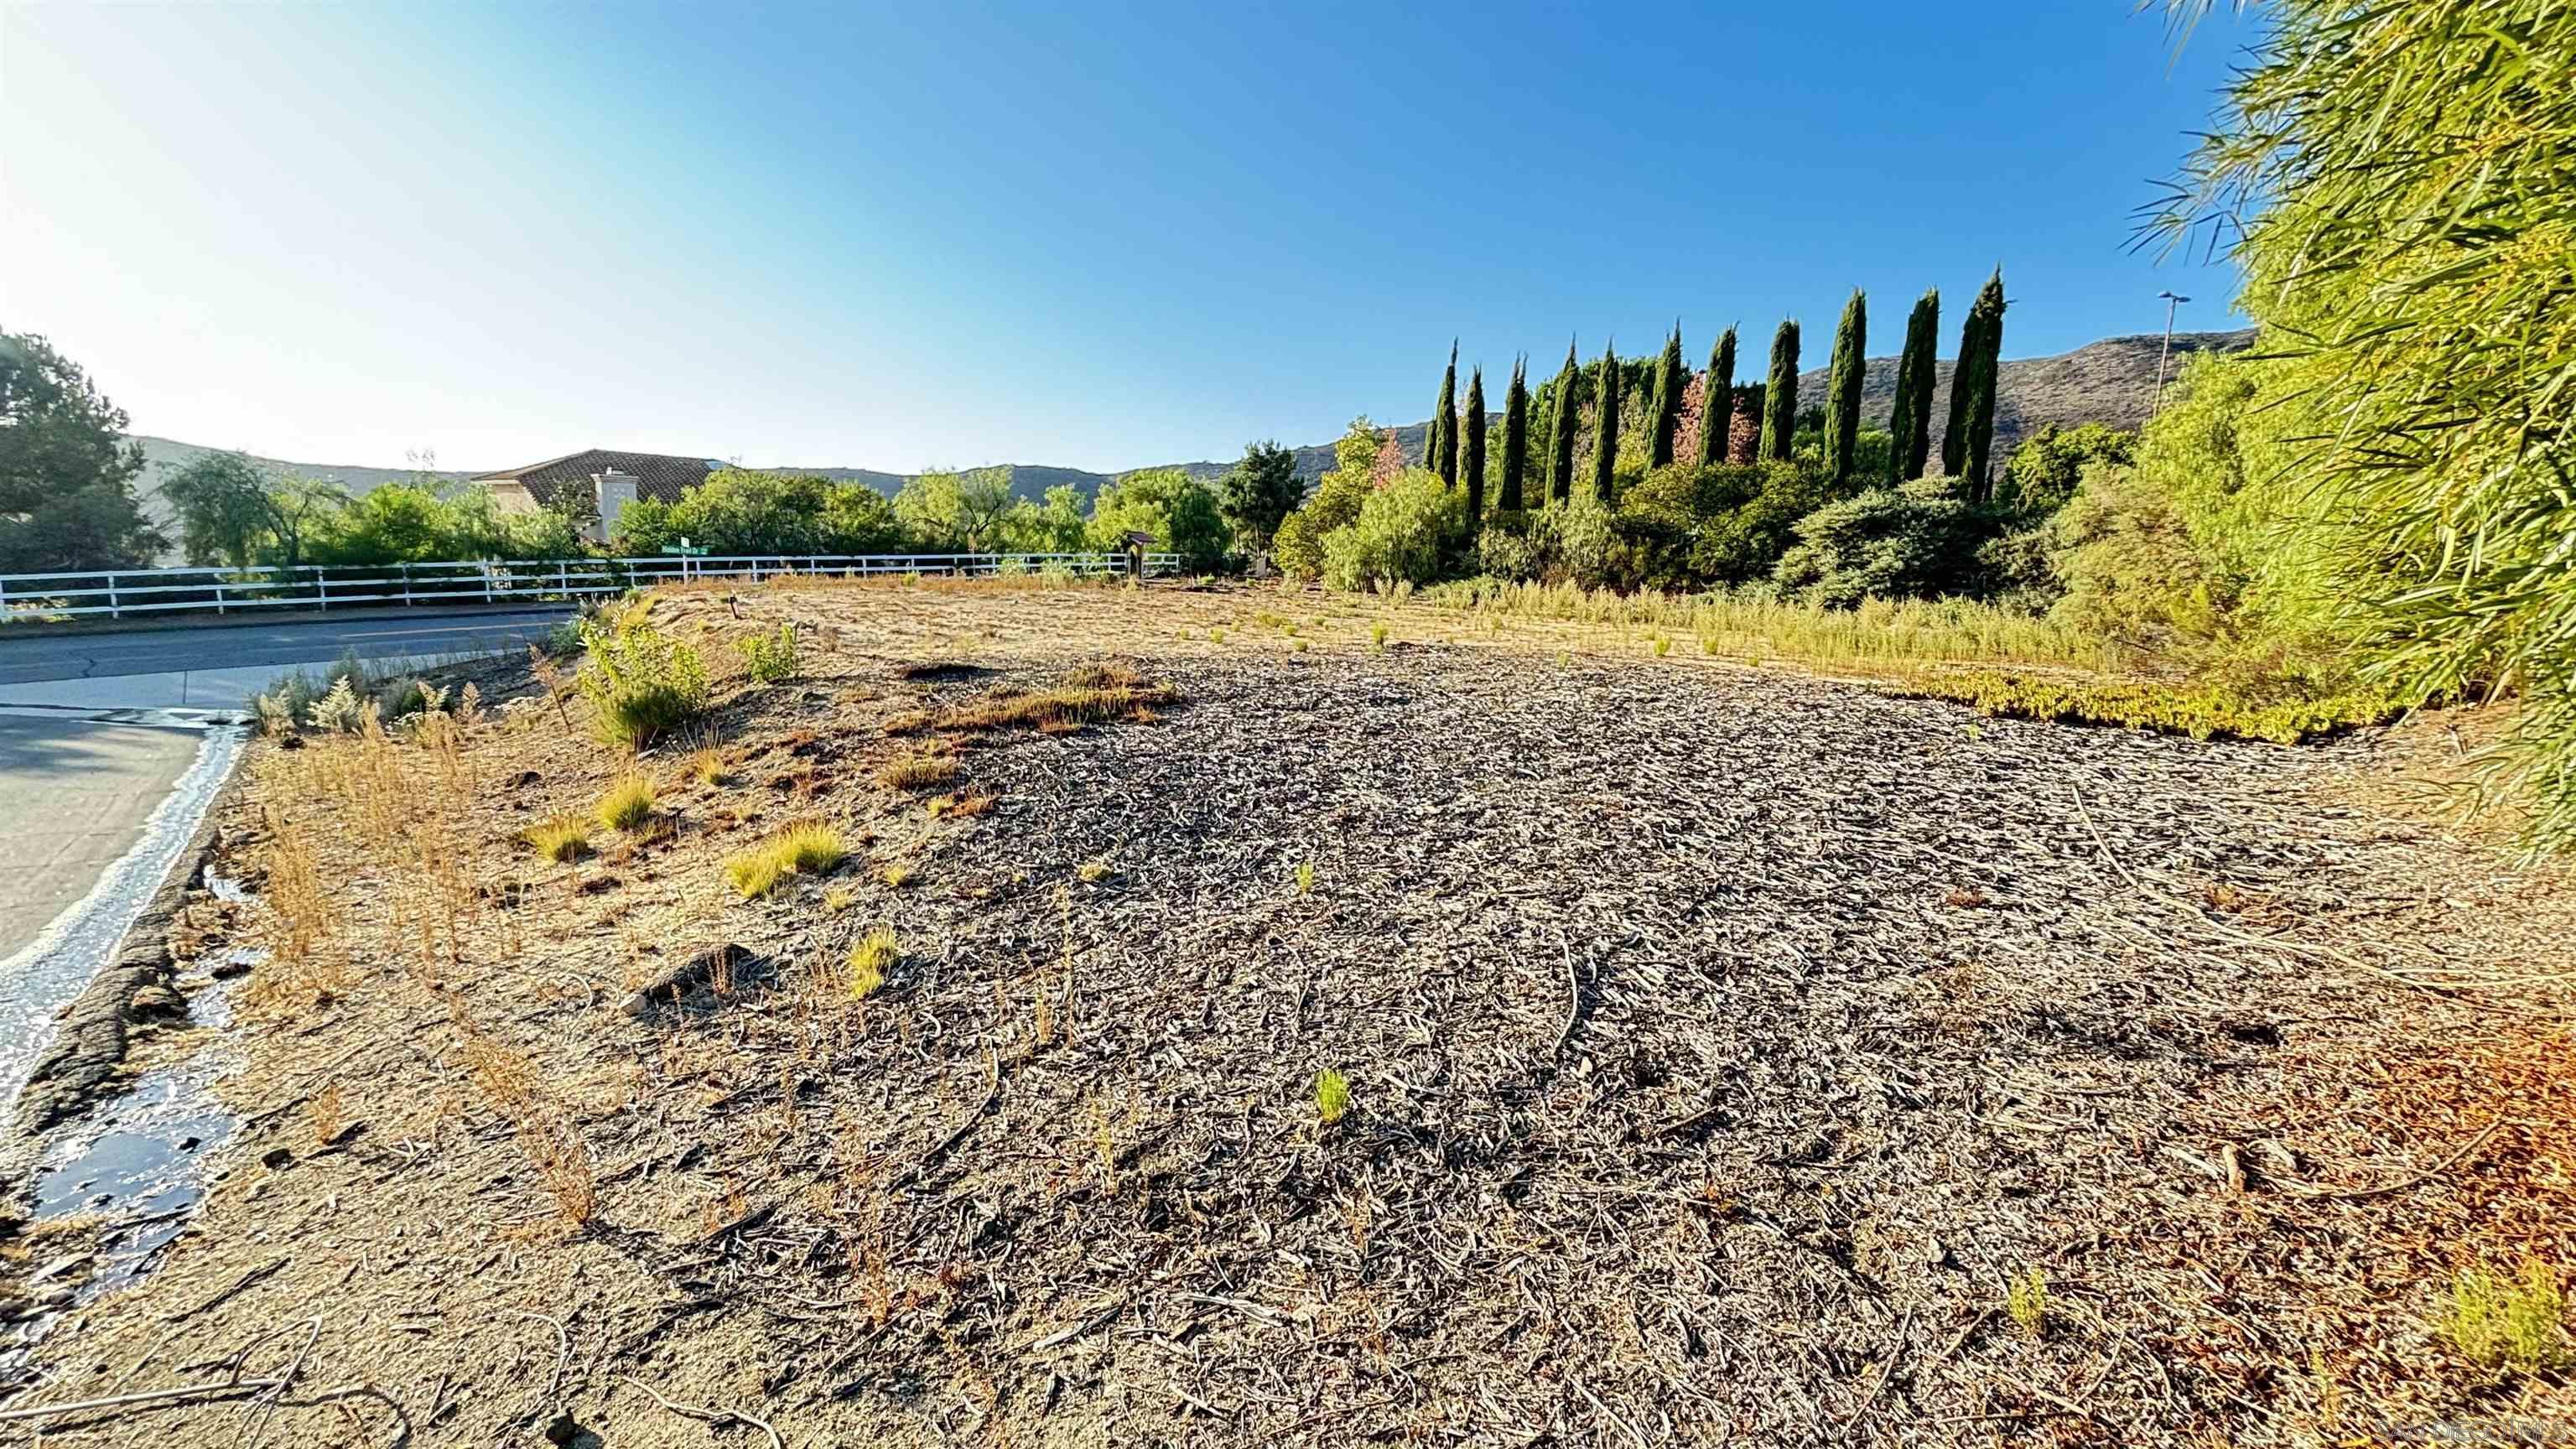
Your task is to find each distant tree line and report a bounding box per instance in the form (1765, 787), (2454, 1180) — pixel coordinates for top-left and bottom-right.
(1268, 270), (2018, 600)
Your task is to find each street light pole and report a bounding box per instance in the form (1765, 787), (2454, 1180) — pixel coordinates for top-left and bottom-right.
(2154, 290), (2192, 406)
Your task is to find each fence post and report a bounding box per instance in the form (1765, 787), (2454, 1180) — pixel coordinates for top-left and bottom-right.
(106, 572), (122, 620)
(314, 569), (328, 612)
(557, 559), (569, 599)
(402, 563), (413, 606)
(215, 577), (226, 615)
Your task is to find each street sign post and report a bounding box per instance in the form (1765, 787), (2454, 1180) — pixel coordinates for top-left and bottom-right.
(661, 537), (710, 580)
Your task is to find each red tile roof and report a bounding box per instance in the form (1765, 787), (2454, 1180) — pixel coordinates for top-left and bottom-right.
(473, 449), (719, 508)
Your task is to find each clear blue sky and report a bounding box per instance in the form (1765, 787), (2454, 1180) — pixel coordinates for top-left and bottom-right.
(0, 2), (2253, 474)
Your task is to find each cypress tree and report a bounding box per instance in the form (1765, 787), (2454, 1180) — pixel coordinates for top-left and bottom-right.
(1431, 341), (1459, 484)
(1648, 322), (1685, 468)
(1544, 338), (1580, 506)
(1822, 289), (1866, 487)
(1888, 288), (1940, 484)
(1940, 307), (1977, 480)
(1461, 365), (1487, 525)
(1587, 339), (1620, 505)
(1959, 270), (2007, 501)
(1941, 271), (2006, 498)
(1499, 356), (1529, 512)
(1696, 326), (1737, 466)
(1758, 319), (1800, 462)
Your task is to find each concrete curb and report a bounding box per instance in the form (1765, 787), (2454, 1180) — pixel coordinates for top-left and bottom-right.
(0, 600), (572, 641)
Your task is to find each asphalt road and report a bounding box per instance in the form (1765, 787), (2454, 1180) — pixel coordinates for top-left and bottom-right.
(0, 608), (573, 687)
(0, 715), (208, 966)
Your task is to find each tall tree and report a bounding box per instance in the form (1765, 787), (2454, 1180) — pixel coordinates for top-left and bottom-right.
(1695, 327), (1737, 466)
(163, 450), (342, 569)
(1429, 341), (1459, 483)
(0, 331), (164, 573)
(1758, 319), (1800, 462)
(1217, 439), (1304, 553)
(1587, 339), (1621, 505)
(1822, 289), (1867, 487)
(1887, 288), (1940, 483)
(1498, 356), (1529, 512)
(1647, 322), (1685, 468)
(1544, 339), (1580, 506)
(1460, 366), (1488, 527)
(1942, 270), (2007, 498)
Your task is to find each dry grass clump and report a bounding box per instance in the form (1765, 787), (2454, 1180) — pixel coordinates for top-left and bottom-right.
(2444, 1259), (2569, 1372)
(846, 928), (897, 999)
(724, 820), (849, 898)
(686, 746), (729, 787)
(878, 752), (962, 790)
(883, 662), (1176, 739)
(595, 773), (657, 831)
(522, 815), (593, 863)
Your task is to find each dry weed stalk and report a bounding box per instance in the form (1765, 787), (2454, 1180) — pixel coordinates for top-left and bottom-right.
(451, 1008), (597, 1227)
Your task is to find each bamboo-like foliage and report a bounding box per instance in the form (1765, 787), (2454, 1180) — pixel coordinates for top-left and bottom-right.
(2155, 0), (2576, 851)
(1822, 290), (1866, 487)
(1587, 339), (1620, 506)
(1461, 365), (1487, 527)
(1888, 288), (1940, 483)
(1544, 339), (1580, 506)
(1758, 320), (1800, 462)
(1648, 323), (1685, 468)
(1498, 357), (1530, 512)
(1696, 328), (1737, 467)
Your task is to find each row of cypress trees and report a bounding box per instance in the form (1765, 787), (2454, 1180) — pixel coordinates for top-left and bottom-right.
(1423, 269), (2008, 516)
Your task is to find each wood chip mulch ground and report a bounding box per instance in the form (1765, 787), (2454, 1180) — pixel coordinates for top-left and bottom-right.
(5, 580), (2571, 1447)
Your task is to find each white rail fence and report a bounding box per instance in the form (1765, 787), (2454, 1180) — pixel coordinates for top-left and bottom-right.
(0, 552), (1182, 623)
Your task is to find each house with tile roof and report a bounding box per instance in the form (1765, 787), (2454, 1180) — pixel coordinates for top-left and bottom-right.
(475, 449), (723, 542)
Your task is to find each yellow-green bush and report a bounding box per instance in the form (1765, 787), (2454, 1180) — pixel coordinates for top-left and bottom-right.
(724, 821), (848, 898)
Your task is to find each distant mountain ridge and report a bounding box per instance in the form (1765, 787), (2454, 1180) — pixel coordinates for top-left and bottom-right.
(123, 326), (2251, 553)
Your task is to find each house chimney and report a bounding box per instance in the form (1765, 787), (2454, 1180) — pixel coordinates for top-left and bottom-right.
(590, 470), (638, 543)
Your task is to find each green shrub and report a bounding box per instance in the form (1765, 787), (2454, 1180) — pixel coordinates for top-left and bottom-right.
(1321, 467), (1462, 593)
(1771, 481), (1994, 607)
(1474, 510), (1546, 583)
(1617, 460), (1829, 590)
(576, 611), (710, 748)
(1087, 467), (1229, 573)
(1273, 420), (1379, 580)
(741, 623), (799, 684)
(2001, 422), (2133, 517)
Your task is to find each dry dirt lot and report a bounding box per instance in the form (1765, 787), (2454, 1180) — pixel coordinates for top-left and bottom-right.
(7, 578), (2573, 1446)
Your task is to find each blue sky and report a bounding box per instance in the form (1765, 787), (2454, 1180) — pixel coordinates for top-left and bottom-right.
(0, 2), (2254, 474)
